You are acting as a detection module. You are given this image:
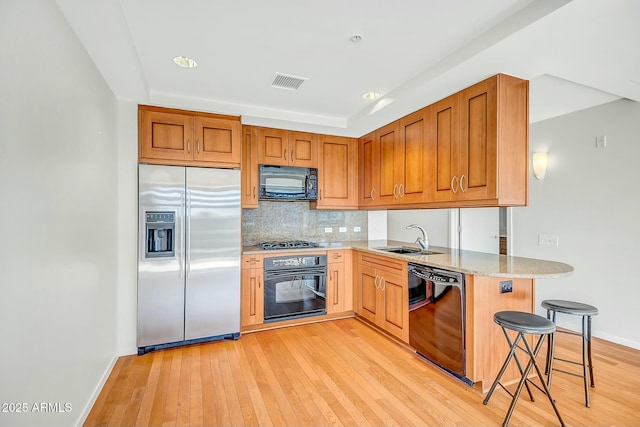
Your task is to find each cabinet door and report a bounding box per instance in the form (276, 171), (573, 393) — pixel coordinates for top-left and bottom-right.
(358, 132), (378, 206)
(326, 261), (345, 314)
(289, 132), (317, 167)
(377, 121), (400, 204)
(380, 271), (409, 342)
(430, 93), (459, 202)
(356, 264), (381, 324)
(241, 126), (259, 208)
(316, 135), (357, 209)
(139, 110), (193, 162)
(398, 108), (430, 203)
(458, 76), (497, 201)
(257, 127), (289, 166)
(193, 116), (241, 165)
(241, 268), (264, 327)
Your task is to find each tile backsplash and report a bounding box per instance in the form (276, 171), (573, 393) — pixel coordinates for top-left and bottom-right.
(242, 201), (368, 246)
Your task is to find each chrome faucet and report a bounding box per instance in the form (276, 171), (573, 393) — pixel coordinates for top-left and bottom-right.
(406, 224), (429, 250)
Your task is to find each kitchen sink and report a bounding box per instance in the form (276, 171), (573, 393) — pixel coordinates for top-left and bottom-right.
(376, 247), (442, 256)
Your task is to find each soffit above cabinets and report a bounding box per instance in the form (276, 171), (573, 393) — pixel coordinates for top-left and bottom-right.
(56, 0), (639, 136)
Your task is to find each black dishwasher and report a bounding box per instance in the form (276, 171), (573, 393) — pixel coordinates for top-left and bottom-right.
(408, 263), (471, 384)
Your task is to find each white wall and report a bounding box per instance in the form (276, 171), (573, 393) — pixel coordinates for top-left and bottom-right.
(116, 102), (139, 355)
(513, 99), (640, 349)
(0, 2), (120, 426)
(387, 209), (450, 246)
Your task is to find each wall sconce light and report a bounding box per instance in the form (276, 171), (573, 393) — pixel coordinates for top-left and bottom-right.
(532, 152), (548, 180)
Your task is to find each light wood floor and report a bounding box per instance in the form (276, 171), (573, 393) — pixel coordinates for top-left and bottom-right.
(85, 318), (640, 426)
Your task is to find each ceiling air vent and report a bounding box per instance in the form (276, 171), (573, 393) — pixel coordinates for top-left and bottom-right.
(271, 73), (308, 91)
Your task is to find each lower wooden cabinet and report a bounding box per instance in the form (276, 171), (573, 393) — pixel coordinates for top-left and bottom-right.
(241, 254), (263, 327)
(326, 250), (353, 314)
(354, 251), (408, 342)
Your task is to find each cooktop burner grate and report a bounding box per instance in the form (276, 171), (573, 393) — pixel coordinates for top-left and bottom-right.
(256, 240), (319, 250)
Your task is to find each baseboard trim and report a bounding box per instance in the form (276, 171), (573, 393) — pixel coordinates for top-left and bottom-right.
(75, 354), (118, 427)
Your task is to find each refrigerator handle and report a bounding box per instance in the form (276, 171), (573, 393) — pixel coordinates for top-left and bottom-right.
(186, 190), (191, 278)
(180, 191), (185, 279)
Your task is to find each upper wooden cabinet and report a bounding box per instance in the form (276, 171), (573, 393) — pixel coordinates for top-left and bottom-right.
(313, 135), (358, 209)
(241, 126), (259, 208)
(428, 74), (528, 206)
(138, 105), (241, 167)
(358, 107), (431, 207)
(357, 131), (378, 206)
(396, 108), (431, 204)
(257, 127), (317, 168)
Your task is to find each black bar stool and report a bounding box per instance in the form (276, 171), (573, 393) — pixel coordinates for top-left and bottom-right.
(483, 311), (565, 427)
(542, 299), (599, 407)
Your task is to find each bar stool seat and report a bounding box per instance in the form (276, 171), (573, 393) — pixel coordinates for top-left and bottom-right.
(542, 299), (598, 407)
(483, 311), (565, 427)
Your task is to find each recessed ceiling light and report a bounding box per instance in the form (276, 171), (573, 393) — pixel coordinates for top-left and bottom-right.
(173, 56), (198, 68)
(362, 91), (381, 100)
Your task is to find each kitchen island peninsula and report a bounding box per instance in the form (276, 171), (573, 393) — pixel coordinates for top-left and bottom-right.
(241, 240), (573, 391)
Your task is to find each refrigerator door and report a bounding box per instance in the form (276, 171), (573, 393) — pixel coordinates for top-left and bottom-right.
(138, 164), (186, 347)
(184, 167), (241, 340)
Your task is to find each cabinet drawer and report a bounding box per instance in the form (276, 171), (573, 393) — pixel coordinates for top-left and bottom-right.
(328, 250), (345, 263)
(357, 251), (407, 274)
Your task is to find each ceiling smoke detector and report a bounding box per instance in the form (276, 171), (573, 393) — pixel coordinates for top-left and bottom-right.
(271, 73), (308, 91)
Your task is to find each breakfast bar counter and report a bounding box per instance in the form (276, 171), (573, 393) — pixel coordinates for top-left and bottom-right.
(243, 239), (574, 278)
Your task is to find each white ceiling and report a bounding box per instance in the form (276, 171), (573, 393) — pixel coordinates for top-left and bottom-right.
(55, 0), (640, 137)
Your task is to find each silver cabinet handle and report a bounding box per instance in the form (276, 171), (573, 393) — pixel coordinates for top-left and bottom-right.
(187, 139), (191, 153)
(284, 150), (287, 161)
(197, 139), (200, 154)
(399, 184), (404, 198)
(370, 188), (375, 200)
(451, 176), (458, 194)
(374, 273), (380, 290)
(252, 186), (256, 200)
(380, 276), (386, 292)
(291, 150), (294, 161)
(460, 174), (466, 193)
(393, 184), (398, 199)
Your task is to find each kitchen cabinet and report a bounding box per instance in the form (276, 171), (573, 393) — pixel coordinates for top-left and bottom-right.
(354, 251), (409, 342)
(241, 126), (259, 208)
(429, 74), (528, 206)
(396, 107), (431, 203)
(357, 108), (430, 207)
(313, 135), (358, 209)
(257, 127), (317, 168)
(138, 105), (241, 168)
(241, 254), (264, 327)
(326, 250), (353, 314)
(357, 131), (377, 206)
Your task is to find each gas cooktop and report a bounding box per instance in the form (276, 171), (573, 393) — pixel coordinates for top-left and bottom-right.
(256, 240), (319, 250)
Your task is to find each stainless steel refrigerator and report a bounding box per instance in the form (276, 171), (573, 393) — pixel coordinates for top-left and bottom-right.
(137, 164), (241, 354)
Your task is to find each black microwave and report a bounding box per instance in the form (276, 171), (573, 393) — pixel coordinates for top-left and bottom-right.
(259, 165), (318, 201)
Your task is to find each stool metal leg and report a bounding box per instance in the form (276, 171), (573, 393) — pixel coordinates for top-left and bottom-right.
(587, 315), (595, 387)
(522, 333), (565, 427)
(483, 331), (523, 405)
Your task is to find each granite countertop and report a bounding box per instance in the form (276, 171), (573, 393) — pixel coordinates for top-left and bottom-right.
(243, 239), (574, 279)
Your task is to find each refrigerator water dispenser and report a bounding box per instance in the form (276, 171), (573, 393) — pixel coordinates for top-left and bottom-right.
(145, 211), (175, 258)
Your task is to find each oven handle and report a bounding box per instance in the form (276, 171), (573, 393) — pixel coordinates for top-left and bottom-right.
(264, 267), (327, 280)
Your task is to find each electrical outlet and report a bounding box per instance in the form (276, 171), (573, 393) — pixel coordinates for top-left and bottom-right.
(538, 234), (559, 246)
(324, 227), (333, 233)
(354, 226), (361, 232)
(499, 280), (513, 294)
(339, 227), (347, 233)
